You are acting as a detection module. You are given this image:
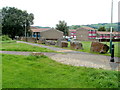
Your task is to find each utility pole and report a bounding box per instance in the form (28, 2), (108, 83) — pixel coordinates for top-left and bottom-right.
(25, 19), (27, 41)
(110, 0), (113, 53)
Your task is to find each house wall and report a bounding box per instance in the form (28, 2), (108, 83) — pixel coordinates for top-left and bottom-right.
(76, 29), (89, 41)
(69, 31), (76, 38)
(40, 29), (63, 40)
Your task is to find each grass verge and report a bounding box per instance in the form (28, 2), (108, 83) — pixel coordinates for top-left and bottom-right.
(1, 41), (56, 52)
(2, 54), (119, 88)
(63, 41), (120, 57)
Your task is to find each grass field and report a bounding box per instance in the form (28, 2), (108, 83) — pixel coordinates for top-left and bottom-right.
(0, 54), (2, 89)
(1, 41), (55, 52)
(67, 41), (120, 57)
(2, 54), (119, 88)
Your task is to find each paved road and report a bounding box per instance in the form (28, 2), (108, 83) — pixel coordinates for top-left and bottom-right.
(1, 41), (120, 71)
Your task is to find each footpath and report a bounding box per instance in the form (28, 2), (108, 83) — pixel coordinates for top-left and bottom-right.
(1, 41), (120, 71)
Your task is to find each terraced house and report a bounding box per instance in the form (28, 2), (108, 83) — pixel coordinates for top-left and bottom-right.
(75, 26), (120, 41)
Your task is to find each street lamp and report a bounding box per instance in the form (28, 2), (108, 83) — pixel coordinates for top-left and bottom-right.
(110, 0), (113, 53)
(25, 19), (27, 41)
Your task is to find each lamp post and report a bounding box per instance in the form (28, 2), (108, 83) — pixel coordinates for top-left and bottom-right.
(110, 0), (113, 53)
(25, 20), (26, 38)
(25, 19), (27, 41)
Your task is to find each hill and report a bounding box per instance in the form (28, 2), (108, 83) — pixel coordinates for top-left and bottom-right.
(34, 26), (51, 28)
(69, 23), (118, 31)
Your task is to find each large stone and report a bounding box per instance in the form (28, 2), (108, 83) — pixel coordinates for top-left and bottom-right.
(27, 37), (36, 43)
(38, 37), (46, 44)
(57, 38), (68, 47)
(61, 41), (68, 47)
(57, 38), (67, 47)
(70, 41), (83, 50)
(90, 42), (109, 53)
(45, 40), (57, 45)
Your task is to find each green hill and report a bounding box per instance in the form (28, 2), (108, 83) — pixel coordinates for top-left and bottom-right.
(69, 23), (118, 31)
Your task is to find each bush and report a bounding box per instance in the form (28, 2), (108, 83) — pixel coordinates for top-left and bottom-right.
(0, 35), (12, 41)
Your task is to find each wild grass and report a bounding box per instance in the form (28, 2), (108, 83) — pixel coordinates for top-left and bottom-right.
(2, 54), (119, 88)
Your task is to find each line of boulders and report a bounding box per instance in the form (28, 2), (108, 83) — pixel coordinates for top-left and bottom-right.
(19, 37), (109, 54)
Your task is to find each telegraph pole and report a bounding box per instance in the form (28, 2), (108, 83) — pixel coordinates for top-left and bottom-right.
(110, 0), (113, 53)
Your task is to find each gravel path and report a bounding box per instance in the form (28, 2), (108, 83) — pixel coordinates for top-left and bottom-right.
(1, 41), (119, 71)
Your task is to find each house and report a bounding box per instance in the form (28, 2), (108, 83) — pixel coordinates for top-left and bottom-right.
(69, 29), (76, 38)
(76, 27), (97, 41)
(31, 28), (63, 40)
(96, 31), (120, 42)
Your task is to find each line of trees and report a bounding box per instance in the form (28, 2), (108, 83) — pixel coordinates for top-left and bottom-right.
(98, 26), (114, 32)
(2, 7), (34, 39)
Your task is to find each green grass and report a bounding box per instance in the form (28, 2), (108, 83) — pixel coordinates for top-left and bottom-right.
(2, 54), (119, 88)
(0, 54), (2, 89)
(1, 41), (55, 52)
(66, 41), (120, 57)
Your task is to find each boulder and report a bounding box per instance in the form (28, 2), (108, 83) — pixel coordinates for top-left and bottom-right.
(90, 42), (109, 53)
(27, 37), (36, 43)
(61, 41), (68, 47)
(45, 40), (56, 45)
(70, 41), (83, 50)
(56, 38), (68, 47)
(38, 37), (46, 44)
(57, 38), (67, 47)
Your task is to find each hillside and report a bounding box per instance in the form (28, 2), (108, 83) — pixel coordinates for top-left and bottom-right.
(34, 26), (51, 28)
(69, 23), (118, 31)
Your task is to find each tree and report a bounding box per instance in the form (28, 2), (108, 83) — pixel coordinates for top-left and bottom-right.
(2, 7), (34, 39)
(98, 26), (106, 31)
(107, 27), (114, 32)
(56, 20), (69, 36)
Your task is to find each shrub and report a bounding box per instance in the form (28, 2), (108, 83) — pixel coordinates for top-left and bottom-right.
(0, 35), (12, 41)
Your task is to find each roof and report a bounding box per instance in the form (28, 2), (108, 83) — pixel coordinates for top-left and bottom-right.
(97, 31), (120, 34)
(77, 27), (96, 30)
(30, 26), (39, 29)
(69, 29), (76, 32)
(31, 28), (63, 33)
(31, 28), (51, 32)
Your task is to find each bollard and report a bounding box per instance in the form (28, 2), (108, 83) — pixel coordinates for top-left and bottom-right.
(110, 44), (114, 62)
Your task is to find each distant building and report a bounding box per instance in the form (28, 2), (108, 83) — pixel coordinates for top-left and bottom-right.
(31, 28), (63, 40)
(96, 31), (120, 41)
(76, 27), (97, 41)
(69, 29), (76, 38)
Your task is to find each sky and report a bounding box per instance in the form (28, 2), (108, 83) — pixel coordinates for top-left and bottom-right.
(0, 0), (120, 27)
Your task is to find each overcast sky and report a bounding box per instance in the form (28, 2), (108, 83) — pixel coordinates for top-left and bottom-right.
(1, 0), (119, 27)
